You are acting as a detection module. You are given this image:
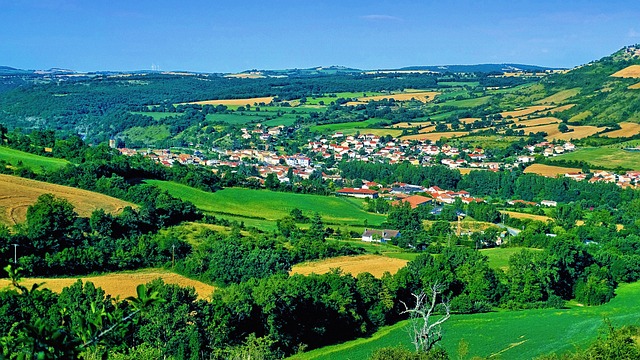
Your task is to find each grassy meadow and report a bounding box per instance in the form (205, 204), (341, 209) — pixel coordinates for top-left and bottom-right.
(0, 146), (69, 173)
(291, 281), (640, 360)
(550, 147), (640, 170)
(145, 181), (387, 228)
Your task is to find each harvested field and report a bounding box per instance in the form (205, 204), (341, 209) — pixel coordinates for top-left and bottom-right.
(514, 116), (561, 127)
(0, 270), (216, 300)
(629, 82), (640, 90)
(402, 131), (469, 141)
(534, 88), (581, 104)
(188, 96), (274, 106)
(547, 104), (576, 113)
(418, 125), (437, 133)
(501, 105), (553, 118)
(523, 163), (582, 177)
(602, 122), (640, 138)
(522, 123), (605, 141)
(358, 91), (439, 103)
(0, 174), (134, 226)
(459, 117), (481, 124)
(290, 255), (408, 278)
(501, 211), (552, 222)
(611, 65), (640, 78)
(224, 72), (265, 79)
(388, 122), (432, 129)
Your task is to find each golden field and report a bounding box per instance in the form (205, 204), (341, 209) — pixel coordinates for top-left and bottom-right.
(291, 255), (408, 278)
(402, 131), (469, 141)
(602, 122), (640, 138)
(523, 163), (582, 177)
(522, 123), (605, 141)
(500, 211), (552, 222)
(501, 105), (553, 118)
(611, 65), (640, 78)
(514, 116), (561, 127)
(0, 174), (135, 226)
(358, 91), (439, 103)
(0, 269), (216, 300)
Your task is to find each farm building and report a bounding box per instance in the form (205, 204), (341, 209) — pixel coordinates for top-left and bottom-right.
(540, 200), (558, 207)
(392, 195), (433, 209)
(362, 229), (401, 243)
(336, 188), (379, 199)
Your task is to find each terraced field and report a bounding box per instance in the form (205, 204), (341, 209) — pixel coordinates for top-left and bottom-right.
(0, 174), (135, 226)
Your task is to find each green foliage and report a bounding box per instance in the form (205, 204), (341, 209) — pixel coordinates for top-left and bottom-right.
(369, 346), (449, 360)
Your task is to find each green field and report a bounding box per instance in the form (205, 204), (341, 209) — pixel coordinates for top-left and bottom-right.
(305, 92), (385, 105)
(145, 181), (387, 228)
(122, 125), (171, 142)
(441, 96), (491, 108)
(480, 247), (542, 271)
(309, 119), (390, 133)
(0, 146), (69, 173)
(550, 147), (640, 170)
(292, 281), (640, 360)
(205, 113), (266, 124)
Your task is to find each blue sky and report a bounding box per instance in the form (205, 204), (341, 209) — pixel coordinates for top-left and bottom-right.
(1, 0), (640, 72)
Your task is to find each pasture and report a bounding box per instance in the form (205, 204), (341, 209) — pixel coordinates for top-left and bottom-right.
(439, 96), (491, 108)
(500, 105), (553, 118)
(611, 65), (640, 78)
(0, 269), (215, 300)
(550, 147), (640, 171)
(601, 122), (640, 138)
(534, 88), (581, 104)
(0, 174), (134, 226)
(205, 113), (265, 125)
(522, 123), (605, 141)
(480, 247), (542, 271)
(0, 146), (69, 173)
(188, 96), (274, 106)
(291, 281), (640, 360)
(309, 119), (389, 133)
(401, 131), (469, 141)
(523, 164), (582, 177)
(291, 255), (409, 278)
(145, 181), (387, 227)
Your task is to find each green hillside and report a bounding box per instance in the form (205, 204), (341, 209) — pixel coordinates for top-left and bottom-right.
(0, 146), (69, 173)
(292, 281), (640, 360)
(145, 180), (387, 228)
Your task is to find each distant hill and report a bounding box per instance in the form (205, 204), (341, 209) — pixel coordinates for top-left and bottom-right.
(0, 66), (32, 75)
(397, 63), (558, 73)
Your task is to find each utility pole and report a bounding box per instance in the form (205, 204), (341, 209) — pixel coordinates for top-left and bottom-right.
(12, 244), (18, 264)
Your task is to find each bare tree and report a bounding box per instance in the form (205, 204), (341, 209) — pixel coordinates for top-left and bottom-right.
(400, 282), (451, 353)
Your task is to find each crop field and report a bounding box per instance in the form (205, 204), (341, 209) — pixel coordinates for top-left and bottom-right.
(358, 91), (439, 103)
(500, 210), (552, 223)
(387, 122), (431, 129)
(459, 117), (480, 124)
(550, 147), (640, 171)
(500, 105), (553, 118)
(0, 146), (69, 173)
(534, 88), (581, 104)
(440, 96), (491, 108)
(523, 164), (582, 177)
(145, 181), (387, 227)
(514, 116), (561, 127)
(401, 131), (469, 141)
(0, 269), (215, 300)
(188, 96), (274, 106)
(352, 128), (404, 137)
(611, 65), (640, 78)
(547, 104), (576, 113)
(291, 255), (409, 278)
(629, 82), (640, 89)
(601, 122), (640, 138)
(0, 174), (134, 226)
(291, 281), (640, 360)
(417, 125), (437, 133)
(522, 123), (605, 140)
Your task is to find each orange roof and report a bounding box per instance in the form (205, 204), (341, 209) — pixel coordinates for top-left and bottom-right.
(398, 195), (432, 209)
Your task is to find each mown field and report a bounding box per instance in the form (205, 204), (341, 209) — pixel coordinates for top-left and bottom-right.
(0, 174), (135, 226)
(601, 122), (640, 138)
(291, 281), (640, 360)
(187, 96), (275, 106)
(0, 146), (69, 173)
(523, 163), (582, 177)
(550, 147), (640, 170)
(291, 255), (409, 278)
(309, 119), (387, 133)
(145, 181), (387, 228)
(0, 268), (215, 300)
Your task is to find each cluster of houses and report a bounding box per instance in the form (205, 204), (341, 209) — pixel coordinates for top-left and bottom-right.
(564, 170), (640, 189)
(239, 124), (286, 141)
(337, 183), (485, 207)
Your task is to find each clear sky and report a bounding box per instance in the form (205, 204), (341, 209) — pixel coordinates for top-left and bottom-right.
(2, 0), (640, 73)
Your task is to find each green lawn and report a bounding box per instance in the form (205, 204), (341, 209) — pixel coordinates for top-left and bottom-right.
(145, 181), (387, 228)
(292, 281), (640, 360)
(550, 147), (640, 170)
(0, 146), (69, 173)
